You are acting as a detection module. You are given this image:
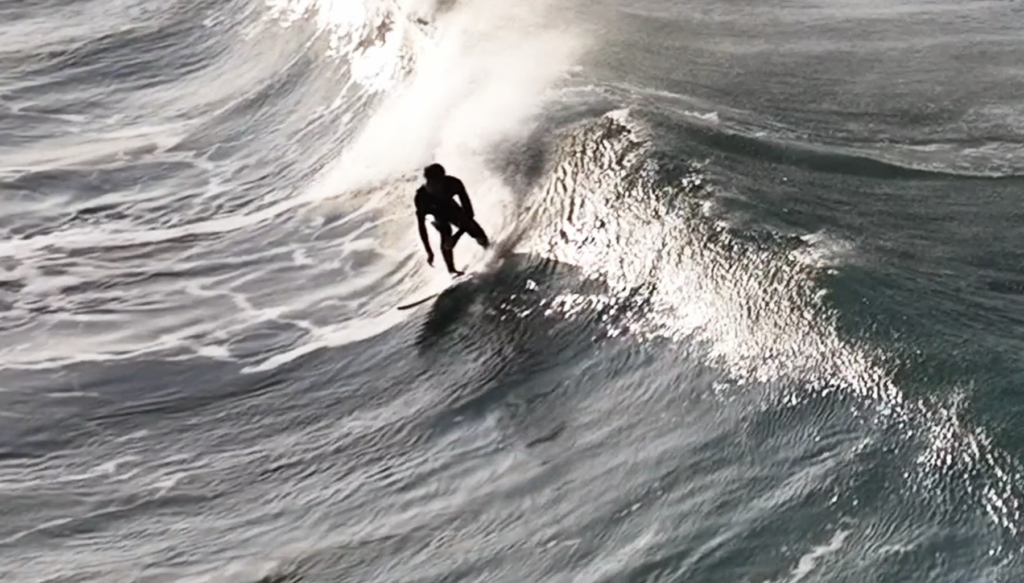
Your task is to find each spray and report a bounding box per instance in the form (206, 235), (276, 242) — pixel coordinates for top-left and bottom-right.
(306, 0), (587, 235)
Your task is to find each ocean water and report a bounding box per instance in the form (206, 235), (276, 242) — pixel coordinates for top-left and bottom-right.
(3, 0), (1024, 581)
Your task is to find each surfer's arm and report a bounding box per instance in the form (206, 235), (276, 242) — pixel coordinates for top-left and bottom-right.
(416, 209), (434, 263)
(453, 178), (474, 218)
(414, 189), (434, 260)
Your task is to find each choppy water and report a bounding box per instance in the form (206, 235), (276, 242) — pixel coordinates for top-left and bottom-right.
(3, 0), (1024, 581)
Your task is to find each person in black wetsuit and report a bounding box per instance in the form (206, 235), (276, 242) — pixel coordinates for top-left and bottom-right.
(415, 163), (490, 276)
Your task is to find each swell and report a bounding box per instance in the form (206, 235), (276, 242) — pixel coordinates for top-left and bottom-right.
(682, 125), (974, 180)
(652, 113), (1024, 181)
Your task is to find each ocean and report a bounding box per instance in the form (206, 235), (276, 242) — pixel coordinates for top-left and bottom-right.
(2, 0), (1024, 581)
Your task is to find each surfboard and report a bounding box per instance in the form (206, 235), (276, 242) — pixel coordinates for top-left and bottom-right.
(396, 293), (440, 311)
(396, 272), (476, 311)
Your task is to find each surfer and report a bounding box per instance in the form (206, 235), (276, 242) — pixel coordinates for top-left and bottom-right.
(415, 163), (490, 276)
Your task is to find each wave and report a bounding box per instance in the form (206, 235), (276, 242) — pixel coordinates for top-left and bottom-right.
(489, 106), (1024, 547)
(3, 0), (1024, 580)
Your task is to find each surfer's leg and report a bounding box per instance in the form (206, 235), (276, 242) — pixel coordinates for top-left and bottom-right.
(451, 228), (466, 248)
(465, 218), (489, 248)
(452, 209), (489, 249)
(435, 222), (463, 276)
(441, 240), (462, 275)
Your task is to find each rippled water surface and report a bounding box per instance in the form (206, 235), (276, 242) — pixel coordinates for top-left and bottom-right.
(3, 0), (1024, 581)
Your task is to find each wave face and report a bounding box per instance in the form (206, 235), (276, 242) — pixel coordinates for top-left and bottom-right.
(4, 0), (1024, 581)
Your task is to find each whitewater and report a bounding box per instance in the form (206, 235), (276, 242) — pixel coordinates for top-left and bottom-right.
(3, 0), (1024, 581)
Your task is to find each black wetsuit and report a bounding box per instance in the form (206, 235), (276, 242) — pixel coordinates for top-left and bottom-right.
(415, 175), (489, 274)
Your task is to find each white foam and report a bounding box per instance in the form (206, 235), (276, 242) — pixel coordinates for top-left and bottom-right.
(264, 0), (423, 91)
(194, 344), (232, 359)
(0, 193), (310, 259)
(785, 529), (849, 583)
(0, 122), (193, 170)
(685, 109), (720, 123)
(241, 308), (408, 373)
(794, 230), (856, 268)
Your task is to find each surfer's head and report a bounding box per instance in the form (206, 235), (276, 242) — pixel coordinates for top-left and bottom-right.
(424, 163), (446, 183)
